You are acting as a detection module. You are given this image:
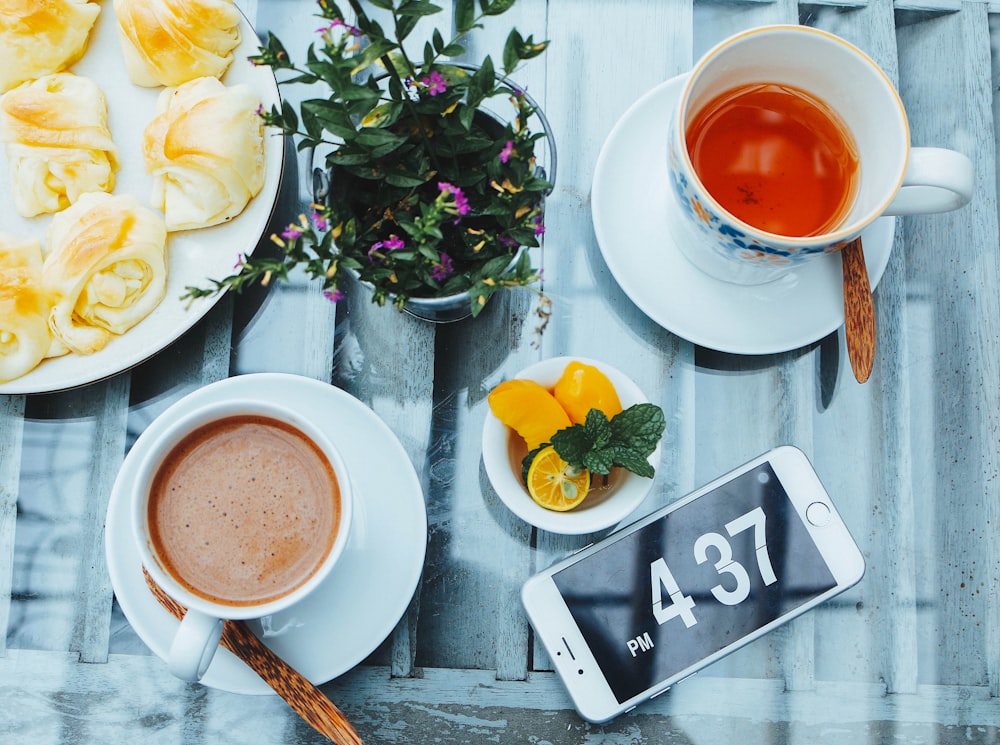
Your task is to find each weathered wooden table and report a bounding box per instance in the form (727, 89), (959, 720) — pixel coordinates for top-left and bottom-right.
(2, 0), (999, 742)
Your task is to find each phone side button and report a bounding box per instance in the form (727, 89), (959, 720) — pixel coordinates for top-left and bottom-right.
(650, 686), (671, 699)
(674, 672), (697, 685)
(571, 542), (594, 555)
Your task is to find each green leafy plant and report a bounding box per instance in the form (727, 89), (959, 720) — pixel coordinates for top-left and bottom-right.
(521, 403), (666, 483)
(184, 0), (552, 318)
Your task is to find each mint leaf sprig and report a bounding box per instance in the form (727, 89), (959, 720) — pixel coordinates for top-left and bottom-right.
(521, 403), (665, 483)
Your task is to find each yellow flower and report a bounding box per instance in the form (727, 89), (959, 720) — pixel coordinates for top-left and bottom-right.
(489, 178), (524, 194)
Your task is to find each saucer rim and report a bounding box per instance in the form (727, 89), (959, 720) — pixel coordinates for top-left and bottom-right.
(591, 73), (894, 356)
(105, 373), (427, 694)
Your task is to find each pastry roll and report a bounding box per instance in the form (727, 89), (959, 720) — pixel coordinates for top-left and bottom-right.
(43, 193), (168, 356)
(144, 76), (265, 231)
(0, 0), (101, 94)
(0, 73), (119, 217)
(0, 235), (56, 382)
(113, 0), (241, 88)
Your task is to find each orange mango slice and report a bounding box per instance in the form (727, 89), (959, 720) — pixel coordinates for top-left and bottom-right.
(488, 378), (571, 450)
(553, 361), (623, 425)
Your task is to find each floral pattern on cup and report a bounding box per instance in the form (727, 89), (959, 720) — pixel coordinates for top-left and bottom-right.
(666, 128), (843, 267)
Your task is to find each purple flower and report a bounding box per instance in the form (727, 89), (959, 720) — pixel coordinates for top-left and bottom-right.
(255, 104), (265, 117)
(367, 234), (405, 262)
(383, 234), (405, 250)
(310, 210), (329, 232)
(438, 182), (470, 216)
(431, 253), (454, 281)
(281, 224), (303, 240)
(421, 70), (447, 96)
(498, 235), (518, 249)
(317, 18), (360, 36)
(233, 252), (246, 270)
(323, 288), (345, 303)
(499, 140), (514, 164)
(533, 215), (546, 237)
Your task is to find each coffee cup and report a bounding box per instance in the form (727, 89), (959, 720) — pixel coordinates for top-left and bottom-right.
(667, 24), (974, 284)
(130, 398), (352, 682)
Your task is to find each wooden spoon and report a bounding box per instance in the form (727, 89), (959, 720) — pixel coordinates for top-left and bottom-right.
(143, 568), (364, 745)
(841, 237), (876, 383)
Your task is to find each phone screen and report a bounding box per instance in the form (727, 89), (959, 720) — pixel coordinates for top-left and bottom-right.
(551, 462), (837, 704)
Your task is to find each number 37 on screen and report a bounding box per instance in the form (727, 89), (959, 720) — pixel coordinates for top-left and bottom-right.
(651, 506), (778, 628)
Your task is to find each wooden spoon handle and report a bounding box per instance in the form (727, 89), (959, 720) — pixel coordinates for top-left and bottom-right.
(841, 237), (876, 383)
(143, 568), (364, 745)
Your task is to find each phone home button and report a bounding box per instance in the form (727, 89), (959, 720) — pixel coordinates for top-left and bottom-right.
(806, 501), (832, 526)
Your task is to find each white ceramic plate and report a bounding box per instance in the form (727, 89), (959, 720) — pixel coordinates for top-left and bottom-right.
(591, 73), (894, 356)
(105, 374), (427, 694)
(482, 357), (660, 535)
(0, 7), (284, 394)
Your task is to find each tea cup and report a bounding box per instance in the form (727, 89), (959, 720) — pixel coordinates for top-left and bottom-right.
(668, 24), (974, 284)
(130, 397), (353, 682)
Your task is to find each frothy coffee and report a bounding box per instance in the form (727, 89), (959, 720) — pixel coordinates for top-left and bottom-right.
(148, 415), (340, 606)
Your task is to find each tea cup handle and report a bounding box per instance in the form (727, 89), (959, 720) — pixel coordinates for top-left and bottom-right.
(884, 147), (974, 216)
(168, 609), (225, 682)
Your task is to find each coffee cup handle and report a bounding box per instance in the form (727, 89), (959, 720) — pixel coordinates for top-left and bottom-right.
(884, 147), (974, 216)
(168, 609), (225, 682)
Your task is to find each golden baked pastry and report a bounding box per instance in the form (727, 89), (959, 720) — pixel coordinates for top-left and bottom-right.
(0, 0), (101, 94)
(144, 76), (265, 231)
(0, 234), (44, 272)
(43, 193), (168, 356)
(113, 0), (241, 87)
(0, 235), (56, 382)
(0, 72), (119, 217)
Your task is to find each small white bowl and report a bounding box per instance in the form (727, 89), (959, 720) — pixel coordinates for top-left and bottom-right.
(482, 356), (661, 535)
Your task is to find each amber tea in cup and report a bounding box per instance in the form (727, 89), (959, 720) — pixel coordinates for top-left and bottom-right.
(667, 25), (973, 285)
(685, 82), (860, 238)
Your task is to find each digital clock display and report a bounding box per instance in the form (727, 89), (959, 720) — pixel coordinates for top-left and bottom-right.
(551, 462), (837, 703)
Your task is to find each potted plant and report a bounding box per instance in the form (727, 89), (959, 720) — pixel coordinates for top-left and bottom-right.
(186, 0), (554, 322)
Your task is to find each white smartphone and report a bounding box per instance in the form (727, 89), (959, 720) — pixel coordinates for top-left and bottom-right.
(521, 445), (865, 723)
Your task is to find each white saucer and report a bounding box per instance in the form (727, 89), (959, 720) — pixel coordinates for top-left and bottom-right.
(592, 74), (894, 355)
(105, 373), (427, 695)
